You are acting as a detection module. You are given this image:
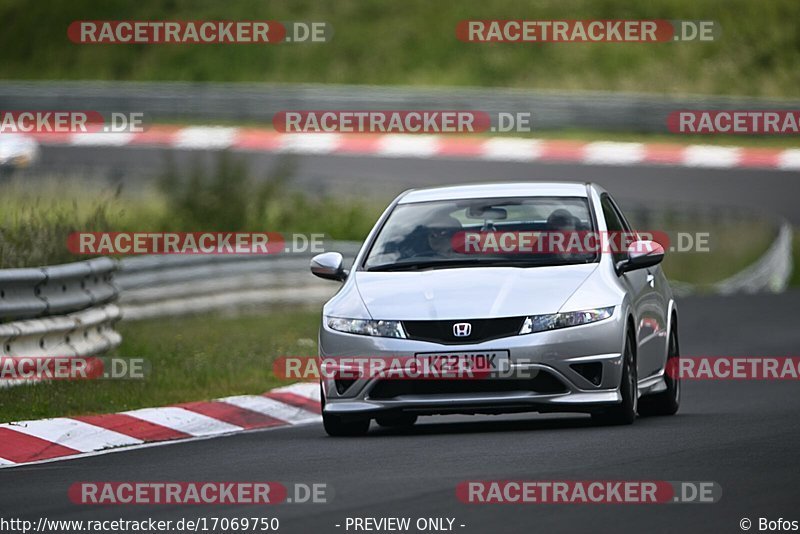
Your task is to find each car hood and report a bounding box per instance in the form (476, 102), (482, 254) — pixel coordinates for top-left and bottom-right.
(353, 264), (598, 320)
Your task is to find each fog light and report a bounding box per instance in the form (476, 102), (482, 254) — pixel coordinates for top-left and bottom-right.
(570, 362), (603, 386)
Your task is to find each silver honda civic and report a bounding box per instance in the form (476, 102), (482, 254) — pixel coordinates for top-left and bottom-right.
(311, 182), (680, 436)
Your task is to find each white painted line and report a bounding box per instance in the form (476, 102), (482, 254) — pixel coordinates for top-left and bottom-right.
(0, 418), (142, 452)
(584, 142), (645, 165)
(682, 145), (741, 168)
(69, 132), (135, 146)
(376, 135), (439, 158)
(0, 456), (15, 465)
(173, 127), (238, 149)
(122, 406), (242, 437)
(480, 138), (542, 161)
(272, 382), (321, 401)
(219, 395), (320, 425)
(777, 149), (800, 170)
(278, 133), (341, 154)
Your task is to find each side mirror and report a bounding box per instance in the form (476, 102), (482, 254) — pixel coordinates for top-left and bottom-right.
(310, 252), (347, 282)
(616, 240), (664, 275)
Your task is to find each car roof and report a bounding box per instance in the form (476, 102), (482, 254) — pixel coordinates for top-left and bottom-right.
(398, 182), (593, 204)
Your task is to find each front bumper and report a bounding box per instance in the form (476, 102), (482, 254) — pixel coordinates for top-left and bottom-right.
(320, 310), (625, 418)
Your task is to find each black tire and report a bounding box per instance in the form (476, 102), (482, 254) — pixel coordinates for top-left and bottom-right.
(320, 383), (370, 436)
(323, 413), (370, 436)
(376, 414), (418, 428)
(592, 330), (637, 426)
(638, 320), (681, 416)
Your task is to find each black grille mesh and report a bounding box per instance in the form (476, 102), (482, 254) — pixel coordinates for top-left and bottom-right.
(403, 317), (526, 345)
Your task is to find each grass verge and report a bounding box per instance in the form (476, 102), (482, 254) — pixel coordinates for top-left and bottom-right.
(0, 307), (319, 423)
(0, 155), (383, 268)
(659, 218), (776, 287)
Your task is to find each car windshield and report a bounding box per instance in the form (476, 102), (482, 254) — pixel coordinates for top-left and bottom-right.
(363, 196), (597, 271)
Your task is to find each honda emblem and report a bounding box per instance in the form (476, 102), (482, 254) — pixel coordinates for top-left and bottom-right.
(453, 322), (472, 337)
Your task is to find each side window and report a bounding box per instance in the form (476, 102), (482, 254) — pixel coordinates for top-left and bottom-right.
(601, 195), (627, 264)
(607, 195), (633, 233)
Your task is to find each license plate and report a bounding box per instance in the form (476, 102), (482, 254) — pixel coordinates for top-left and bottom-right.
(413, 351), (510, 376)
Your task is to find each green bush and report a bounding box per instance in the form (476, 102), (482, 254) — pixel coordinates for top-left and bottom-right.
(157, 152), (379, 238)
(0, 153), (380, 268)
(0, 192), (120, 268)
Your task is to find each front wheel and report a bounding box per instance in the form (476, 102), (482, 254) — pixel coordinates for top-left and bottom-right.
(638, 321), (680, 416)
(320, 383), (370, 437)
(323, 413), (370, 437)
(592, 331), (637, 426)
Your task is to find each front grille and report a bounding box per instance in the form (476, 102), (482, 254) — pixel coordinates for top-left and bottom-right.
(368, 372), (567, 400)
(403, 316), (525, 345)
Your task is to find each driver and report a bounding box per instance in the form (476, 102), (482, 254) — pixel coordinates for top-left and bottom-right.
(423, 212), (463, 257)
(546, 208), (580, 258)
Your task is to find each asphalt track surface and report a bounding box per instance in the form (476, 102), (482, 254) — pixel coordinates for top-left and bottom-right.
(35, 145), (800, 223)
(3, 147), (798, 533)
(2, 293), (799, 534)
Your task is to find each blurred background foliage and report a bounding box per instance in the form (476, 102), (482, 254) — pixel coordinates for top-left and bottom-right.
(0, 0), (797, 97)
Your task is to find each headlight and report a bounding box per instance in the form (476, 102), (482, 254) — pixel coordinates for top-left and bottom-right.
(326, 317), (406, 338)
(519, 306), (615, 335)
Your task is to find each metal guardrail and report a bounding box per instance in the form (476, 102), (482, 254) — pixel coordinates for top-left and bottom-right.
(2, 81), (800, 133)
(0, 257), (121, 364)
(115, 242), (362, 320)
(115, 242), (361, 290)
(0, 304), (121, 358)
(714, 222), (793, 295)
(0, 257), (117, 322)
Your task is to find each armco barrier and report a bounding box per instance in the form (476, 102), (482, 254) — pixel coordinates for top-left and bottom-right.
(2, 81), (800, 133)
(0, 257), (117, 322)
(713, 222), (793, 295)
(0, 303), (121, 387)
(115, 242), (361, 291)
(115, 241), (362, 320)
(0, 303), (121, 359)
(0, 257), (121, 386)
(0, 268), (48, 320)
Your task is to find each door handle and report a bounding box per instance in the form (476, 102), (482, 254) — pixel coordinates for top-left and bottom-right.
(646, 272), (655, 287)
